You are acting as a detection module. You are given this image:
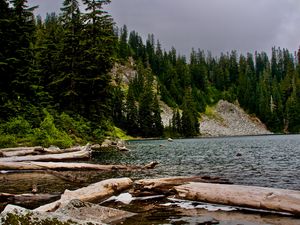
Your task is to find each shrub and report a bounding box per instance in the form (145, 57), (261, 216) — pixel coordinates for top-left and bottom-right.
(0, 135), (17, 148)
(32, 109), (74, 148)
(0, 116), (32, 137)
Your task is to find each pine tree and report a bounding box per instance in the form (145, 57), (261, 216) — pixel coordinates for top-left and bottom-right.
(152, 95), (164, 136)
(125, 84), (139, 136)
(80, 0), (116, 121)
(0, 0), (37, 119)
(119, 24), (129, 60)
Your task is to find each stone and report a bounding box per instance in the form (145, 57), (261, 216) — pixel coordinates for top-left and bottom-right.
(56, 199), (136, 224)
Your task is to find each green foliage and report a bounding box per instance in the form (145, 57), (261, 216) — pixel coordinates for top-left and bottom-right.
(32, 109), (74, 148)
(0, 116), (32, 137)
(1, 0), (300, 144)
(1, 212), (76, 225)
(0, 135), (17, 148)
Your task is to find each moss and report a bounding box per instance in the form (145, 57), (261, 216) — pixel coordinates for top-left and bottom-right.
(106, 126), (133, 140)
(202, 105), (224, 123)
(1, 213), (77, 225)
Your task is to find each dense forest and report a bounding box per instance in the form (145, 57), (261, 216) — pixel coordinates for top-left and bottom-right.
(0, 0), (300, 147)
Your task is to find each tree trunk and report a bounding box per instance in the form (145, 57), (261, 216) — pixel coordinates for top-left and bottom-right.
(0, 145), (90, 162)
(34, 178), (133, 212)
(133, 176), (230, 196)
(0, 193), (59, 207)
(0, 161), (158, 171)
(0, 146), (82, 157)
(174, 182), (300, 215)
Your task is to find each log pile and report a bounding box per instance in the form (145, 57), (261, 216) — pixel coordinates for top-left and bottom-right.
(0, 144), (157, 171)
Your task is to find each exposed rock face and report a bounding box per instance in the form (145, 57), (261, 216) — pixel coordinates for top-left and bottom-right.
(200, 100), (272, 137)
(160, 100), (174, 127)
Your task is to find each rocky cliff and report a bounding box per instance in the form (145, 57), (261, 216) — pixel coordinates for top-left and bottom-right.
(199, 100), (272, 137)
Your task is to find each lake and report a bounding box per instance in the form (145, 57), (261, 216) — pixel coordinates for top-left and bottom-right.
(96, 134), (300, 191)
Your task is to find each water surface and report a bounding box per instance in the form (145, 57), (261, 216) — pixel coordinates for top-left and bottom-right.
(95, 134), (300, 190)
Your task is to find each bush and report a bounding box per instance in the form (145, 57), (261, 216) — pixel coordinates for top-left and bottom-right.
(0, 134), (17, 148)
(56, 113), (92, 142)
(32, 109), (74, 148)
(0, 116), (32, 137)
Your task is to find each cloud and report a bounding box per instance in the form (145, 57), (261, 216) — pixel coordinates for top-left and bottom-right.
(108, 0), (300, 56)
(27, 0), (300, 56)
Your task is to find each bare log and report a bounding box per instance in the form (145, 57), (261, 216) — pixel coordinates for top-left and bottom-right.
(0, 146), (83, 158)
(174, 182), (300, 215)
(0, 147), (43, 157)
(133, 176), (230, 196)
(0, 146), (43, 153)
(0, 145), (90, 162)
(0, 193), (59, 206)
(34, 178), (133, 212)
(0, 161), (158, 171)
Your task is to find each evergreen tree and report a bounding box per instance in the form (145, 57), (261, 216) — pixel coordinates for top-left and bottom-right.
(80, 0), (116, 121)
(125, 83), (139, 135)
(152, 94), (164, 136)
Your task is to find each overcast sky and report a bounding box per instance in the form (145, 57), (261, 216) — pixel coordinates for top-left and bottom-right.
(28, 0), (300, 57)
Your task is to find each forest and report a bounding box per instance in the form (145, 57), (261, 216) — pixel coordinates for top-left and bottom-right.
(0, 0), (300, 148)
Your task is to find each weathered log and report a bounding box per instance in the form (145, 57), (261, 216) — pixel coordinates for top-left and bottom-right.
(0, 161), (158, 171)
(0, 146), (43, 153)
(0, 147), (44, 157)
(0, 193), (59, 206)
(34, 178), (133, 212)
(1, 146), (82, 157)
(174, 182), (300, 215)
(0, 145), (90, 162)
(133, 176), (230, 196)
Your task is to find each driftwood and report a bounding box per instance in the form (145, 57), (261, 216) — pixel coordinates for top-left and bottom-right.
(133, 176), (230, 196)
(0, 193), (59, 206)
(34, 178), (133, 212)
(0, 146), (83, 158)
(0, 145), (90, 162)
(174, 182), (300, 215)
(0, 146), (44, 153)
(0, 161), (159, 171)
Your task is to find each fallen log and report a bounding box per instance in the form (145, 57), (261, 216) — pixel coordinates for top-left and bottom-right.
(0, 193), (59, 207)
(174, 182), (300, 215)
(34, 178), (133, 212)
(0, 161), (159, 171)
(133, 176), (230, 196)
(0, 146), (43, 153)
(0, 147), (44, 157)
(0, 147), (82, 157)
(0, 145), (90, 162)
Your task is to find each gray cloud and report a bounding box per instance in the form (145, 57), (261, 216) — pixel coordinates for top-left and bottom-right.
(28, 0), (300, 56)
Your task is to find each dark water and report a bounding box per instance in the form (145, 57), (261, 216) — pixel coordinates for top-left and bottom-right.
(95, 134), (300, 190)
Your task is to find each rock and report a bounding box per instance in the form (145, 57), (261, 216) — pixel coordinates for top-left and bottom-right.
(170, 216), (219, 225)
(91, 144), (101, 150)
(98, 139), (130, 152)
(0, 204), (104, 225)
(56, 199), (136, 224)
(200, 100), (272, 137)
(1, 199), (136, 224)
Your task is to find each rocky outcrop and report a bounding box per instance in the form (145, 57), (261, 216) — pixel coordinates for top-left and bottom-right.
(200, 100), (272, 137)
(0, 199), (135, 225)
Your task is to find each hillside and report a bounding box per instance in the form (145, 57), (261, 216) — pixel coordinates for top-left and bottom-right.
(113, 62), (272, 137)
(200, 100), (272, 137)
